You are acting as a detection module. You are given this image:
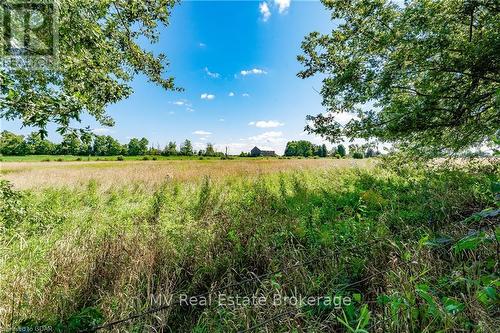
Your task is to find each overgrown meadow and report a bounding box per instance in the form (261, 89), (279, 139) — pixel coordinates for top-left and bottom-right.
(1, 159), (498, 332)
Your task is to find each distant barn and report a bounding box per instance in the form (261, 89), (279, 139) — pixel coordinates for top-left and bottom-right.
(250, 146), (277, 157)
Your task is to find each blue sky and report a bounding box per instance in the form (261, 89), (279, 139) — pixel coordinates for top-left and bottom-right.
(3, 1), (349, 154)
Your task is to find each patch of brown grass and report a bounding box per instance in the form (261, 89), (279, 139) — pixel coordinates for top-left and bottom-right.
(1, 159), (373, 189)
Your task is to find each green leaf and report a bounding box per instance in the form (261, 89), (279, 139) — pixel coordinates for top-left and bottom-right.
(484, 286), (497, 301)
(376, 294), (390, 305)
(453, 233), (485, 253)
(420, 235), (453, 248)
(442, 297), (464, 315)
(416, 285), (438, 316)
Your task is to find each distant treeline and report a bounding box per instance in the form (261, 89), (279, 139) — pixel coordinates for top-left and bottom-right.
(0, 131), (225, 157)
(284, 140), (379, 159)
(1, 131), (382, 158)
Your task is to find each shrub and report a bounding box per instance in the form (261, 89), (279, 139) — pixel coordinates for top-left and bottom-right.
(152, 156), (157, 161)
(56, 158), (63, 162)
(142, 156), (150, 161)
(353, 152), (364, 159)
(116, 155), (124, 161)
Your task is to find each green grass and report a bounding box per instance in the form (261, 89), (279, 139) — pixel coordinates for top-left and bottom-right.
(0, 155), (236, 162)
(0, 155), (342, 163)
(0, 160), (498, 332)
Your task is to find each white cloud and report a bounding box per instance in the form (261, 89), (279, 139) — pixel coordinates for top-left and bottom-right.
(187, 107), (195, 112)
(171, 100), (192, 107)
(240, 68), (267, 76)
(228, 92), (235, 97)
(200, 137), (207, 141)
(168, 111), (175, 115)
(219, 118), (225, 122)
(248, 131), (285, 143)
(201, 93), (215, 100)
(193, 130), (212, 136)
(199, 42), (206, 47)
(259, 2), (271, 22)
(249, 120), (285, 128)
(204, 67), (220, 79)
(242, 93), (250, 97)
(274, 0), (291, 14)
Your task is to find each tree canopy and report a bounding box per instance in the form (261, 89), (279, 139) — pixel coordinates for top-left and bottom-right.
(180, 139), (193, 156)
(298, 0), (499, 152)
(284, 140), (328, 157)
(0, 0), (180, 136)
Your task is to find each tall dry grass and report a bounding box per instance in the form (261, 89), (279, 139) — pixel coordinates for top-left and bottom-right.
(1, 158), (372, 189)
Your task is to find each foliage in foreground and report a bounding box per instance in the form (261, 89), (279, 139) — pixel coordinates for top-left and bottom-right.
(0, 161), (499, 332)
(0, 0), (180, 135)
(299, 0), (499, 151)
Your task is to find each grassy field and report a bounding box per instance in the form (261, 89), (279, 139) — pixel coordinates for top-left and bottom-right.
(0, 158), (498, 332)
(0, 158), (370, 189)
(0, 155), (240, 163)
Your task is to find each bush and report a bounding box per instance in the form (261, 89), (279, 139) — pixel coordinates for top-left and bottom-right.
(142, 156), (150, 161)
(116, 155), (124, 161)
(152, 156), (157, 161)
(75, 157), (82, 161)
(353, 152), (364, 159)
(56, 158), (63, 162)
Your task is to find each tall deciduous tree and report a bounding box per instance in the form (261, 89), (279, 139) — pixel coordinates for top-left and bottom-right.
(205, 143), (215, 156)
(321, 144), (328, 157)
(284, 140), (316, 157)
(106, 136), (122, 156)
(93, 135), (109, 156)
(298, 0), (499, 152)
(58, 133), (82, 155)
(337, 144), (346, 157)
(163, 141), (177, 156)
(127, 137), (148, 156)
(0, 131), (27, 156)
(180, 139), (193, 156)
(26, 132), (56, 155)
(0, 0), (180, 136)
